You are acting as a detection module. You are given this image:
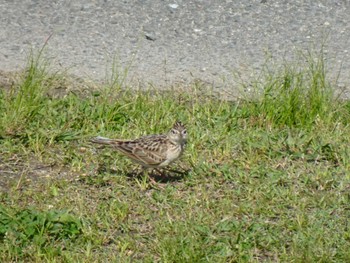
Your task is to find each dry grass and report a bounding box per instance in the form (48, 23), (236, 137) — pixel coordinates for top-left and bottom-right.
(1, 51), (350, 262)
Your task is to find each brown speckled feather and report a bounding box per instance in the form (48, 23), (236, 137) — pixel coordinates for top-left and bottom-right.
(110, 135), (170, 166)
(91, 121), (187, 169)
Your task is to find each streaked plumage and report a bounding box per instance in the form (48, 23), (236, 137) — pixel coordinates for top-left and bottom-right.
(91, 121), (187, 170)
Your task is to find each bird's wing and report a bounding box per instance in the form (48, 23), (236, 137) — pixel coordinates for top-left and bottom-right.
(91, 135), (169, 166)
(133, 145), (167, 165)
(113, 141), (166, 166)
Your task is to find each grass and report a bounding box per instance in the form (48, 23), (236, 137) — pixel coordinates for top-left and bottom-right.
(1, 50), (350, 262)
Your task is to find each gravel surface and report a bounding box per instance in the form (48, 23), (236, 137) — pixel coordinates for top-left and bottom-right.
(1, 0), (350, 91)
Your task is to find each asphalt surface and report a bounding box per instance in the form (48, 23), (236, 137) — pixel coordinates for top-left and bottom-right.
(1, 0), (350, 92)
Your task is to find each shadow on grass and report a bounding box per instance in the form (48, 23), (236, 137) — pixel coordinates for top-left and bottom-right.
(126, 168), (190, 183)
(93, 164), (190, 183)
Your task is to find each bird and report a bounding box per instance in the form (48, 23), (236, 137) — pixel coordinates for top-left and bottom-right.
(90, 121), (187, 177)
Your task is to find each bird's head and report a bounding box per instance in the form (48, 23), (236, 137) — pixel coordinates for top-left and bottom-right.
(168, 121), (187, 145)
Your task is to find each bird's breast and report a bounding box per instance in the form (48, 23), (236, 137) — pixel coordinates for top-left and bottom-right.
(159, 145), (182, 167)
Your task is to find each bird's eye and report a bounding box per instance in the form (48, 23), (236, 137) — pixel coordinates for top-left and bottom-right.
(182, 130), (187, 135)
(171, 129), (177, 134)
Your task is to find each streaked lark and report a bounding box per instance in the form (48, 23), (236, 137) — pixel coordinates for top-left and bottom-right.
(91, 121), (187, 175)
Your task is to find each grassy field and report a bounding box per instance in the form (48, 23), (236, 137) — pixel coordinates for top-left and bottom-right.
(1, 51), (350, 262)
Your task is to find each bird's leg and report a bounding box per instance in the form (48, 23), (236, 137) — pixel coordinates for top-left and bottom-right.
(147, 168), (158, 185)
(144, 168), (165, 189)
(139, 167), (157, 185)
(154, 168), (165, 176)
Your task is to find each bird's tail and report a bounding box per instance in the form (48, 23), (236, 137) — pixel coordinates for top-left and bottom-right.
(90, 136), (117, 145)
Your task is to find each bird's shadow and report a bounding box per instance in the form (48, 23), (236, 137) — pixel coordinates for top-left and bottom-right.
(96, 165), (190, 183)
(127, 169), (189, 183)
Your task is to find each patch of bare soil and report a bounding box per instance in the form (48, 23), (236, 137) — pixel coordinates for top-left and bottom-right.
(0, 153), (73, 192)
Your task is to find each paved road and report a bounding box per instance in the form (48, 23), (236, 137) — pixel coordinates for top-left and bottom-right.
(1, 0), (350, 92)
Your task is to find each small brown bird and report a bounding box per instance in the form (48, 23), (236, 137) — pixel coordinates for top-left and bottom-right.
(91, 121), (187, 174)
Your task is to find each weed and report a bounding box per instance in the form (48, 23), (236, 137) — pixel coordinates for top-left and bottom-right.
(1, 49), (350, 261)
(0, 205), (83, 259)
(240, 52), (346, 129)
